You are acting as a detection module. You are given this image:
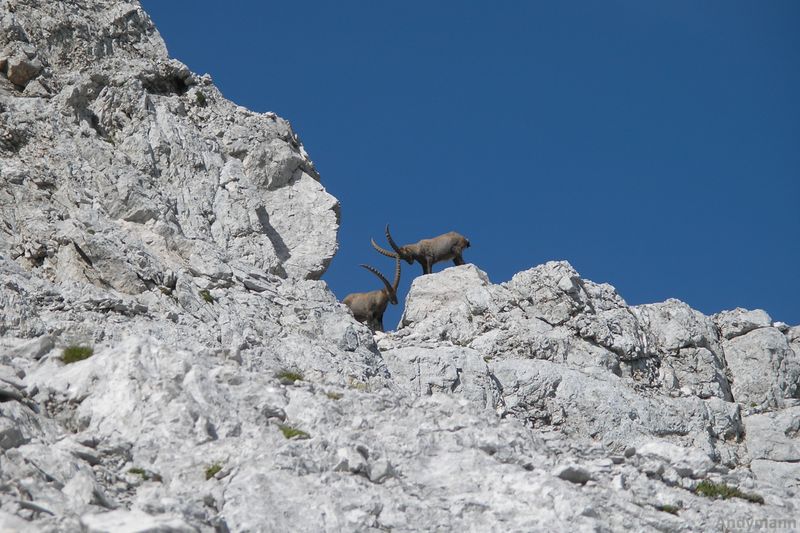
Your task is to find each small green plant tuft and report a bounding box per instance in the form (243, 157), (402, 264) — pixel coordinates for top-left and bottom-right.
(655, 504), (679, 515)
(695, 480), (764, 504)
(278, 424), (310, 440)
(346, 377), (368, 392)
(128, 467), (162, 482)
(277, 370), (303, 384)
(205, 463), (223, 480)
(195, 91), (207, 106)
(62, 345), (94, 364)
(325, 391), (343, 401)
(199, 289), (215, 303)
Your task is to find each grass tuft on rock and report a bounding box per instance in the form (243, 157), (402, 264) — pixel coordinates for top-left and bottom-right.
(277, 370), (303, 384)
(128, 467), (162, 482)
(346, 378), (368, 392)
(199, 289), (215, 303)
(278, 424), (310, 440)
(695, 480), (764, 504)
(205, 463), (223, 480)
(61, 345), (94, 364)
(325, 391), (343, 401)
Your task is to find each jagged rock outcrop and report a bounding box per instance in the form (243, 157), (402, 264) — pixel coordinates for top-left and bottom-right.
(1, 1), (799, 531)
(381, 262), (799, 523)
(381, 262), (800, 466)
(1, 0), (338, 284)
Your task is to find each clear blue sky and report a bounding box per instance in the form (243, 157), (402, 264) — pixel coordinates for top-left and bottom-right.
(142, 1), (799, 327)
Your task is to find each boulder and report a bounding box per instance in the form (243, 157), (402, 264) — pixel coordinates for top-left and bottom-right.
(723, 327), (800, 408)
(714, 308), (772, 339)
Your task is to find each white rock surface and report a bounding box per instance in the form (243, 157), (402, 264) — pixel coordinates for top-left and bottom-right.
(1, 0), (338, 282)
(744, 407), (800, 463)
(81, 509), (195, 533)
(1, 1), (799, 531)
(637, 440), (714, 479)
(724, 327), (800, 409)
(714, 307), (773, 339)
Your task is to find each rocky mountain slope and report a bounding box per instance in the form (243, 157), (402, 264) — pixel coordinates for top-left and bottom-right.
(1, 1), (799, 531)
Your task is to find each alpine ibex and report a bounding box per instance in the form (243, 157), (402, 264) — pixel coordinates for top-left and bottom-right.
(342, 255), (401, 332)
(371, 225), (470, 275)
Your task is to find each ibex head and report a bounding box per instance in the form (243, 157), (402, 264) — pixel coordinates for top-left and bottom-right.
(371, 225), (414, 264)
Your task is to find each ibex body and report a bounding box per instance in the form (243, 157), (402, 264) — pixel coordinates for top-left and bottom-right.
(373, 225), (470, 275)
(342, 256), (400, 332)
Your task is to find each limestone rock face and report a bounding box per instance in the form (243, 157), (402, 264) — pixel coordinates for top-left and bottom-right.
(1, 1), (799, 531)
(714, 308), (773, 339)
(745, 407), (800, 489)
(385, 263), (799, 500)
(723, 327), (800, 409)
(633, 299), (732, 401)
(1, 0), (338, 284)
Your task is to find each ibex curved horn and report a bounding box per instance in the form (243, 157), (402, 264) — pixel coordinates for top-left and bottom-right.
(360, 263), (396, 301)
(371, 238), (397, 259)
(385, 225), (403, 256)
(391, 253), (401, 293)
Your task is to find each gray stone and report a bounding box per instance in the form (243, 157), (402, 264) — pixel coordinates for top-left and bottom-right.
(334, 447), (368, 475)
(633, 299), (722, 354)
(714, 308), (772, 339)
(553, 464), (593, 484)
(6, 53), (42, 87)
(504, 261), (591, 326)
(489, 358), (742, 463)
(381, 345), (500, 410)
(724, 327), (800, 408)
(0, 417), (26, 450)
(368, 458), (395, 483)
(744, 407), (800, 463)
(80, 509), (196, 533)
(660, 346), (732, 400)
(0, 511), (31, 531)
(4, 335), (54, 361)
(637, 440), (714, 478)
(22, 78), (51, 97)
(750, 460), (800, 490)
